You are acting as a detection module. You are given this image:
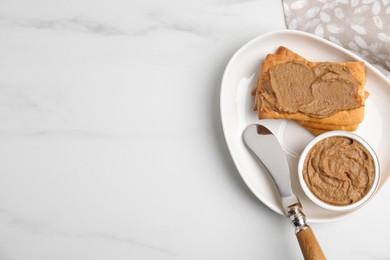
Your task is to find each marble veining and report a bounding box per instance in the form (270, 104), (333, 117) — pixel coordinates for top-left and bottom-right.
(0, 208), (176, 257)
(4, 17), (125, 36)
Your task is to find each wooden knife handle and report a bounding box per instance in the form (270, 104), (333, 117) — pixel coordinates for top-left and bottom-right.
(296, 227), (326, 260)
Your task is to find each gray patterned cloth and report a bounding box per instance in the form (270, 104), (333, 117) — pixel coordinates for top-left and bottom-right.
(282, 0), (390, 77)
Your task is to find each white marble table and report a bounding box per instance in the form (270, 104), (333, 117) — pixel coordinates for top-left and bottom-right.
(0, 0), (389, 259)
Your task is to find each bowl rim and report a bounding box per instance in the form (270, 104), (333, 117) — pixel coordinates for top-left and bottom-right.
(298, 130), (381, 212)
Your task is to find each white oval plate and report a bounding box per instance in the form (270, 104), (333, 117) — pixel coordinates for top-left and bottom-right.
(220, 30), (390, 223)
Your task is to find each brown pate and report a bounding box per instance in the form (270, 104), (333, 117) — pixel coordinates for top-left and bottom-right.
(303, 136), (375, 206)
(262, 60), (362, 118)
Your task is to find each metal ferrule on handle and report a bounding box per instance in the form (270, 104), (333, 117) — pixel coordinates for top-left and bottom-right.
(286, 203), (309, 234)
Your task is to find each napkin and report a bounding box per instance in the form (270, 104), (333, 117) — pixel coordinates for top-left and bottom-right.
(282, 0), (390, 78)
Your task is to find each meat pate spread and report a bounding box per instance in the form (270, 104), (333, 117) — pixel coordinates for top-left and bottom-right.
(303, 136), (375, 206)
(263, 60), (362, 118)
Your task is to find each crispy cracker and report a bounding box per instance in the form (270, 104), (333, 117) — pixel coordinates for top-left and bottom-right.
(296, 120), (359, 131)
(253, 46), (367, 134)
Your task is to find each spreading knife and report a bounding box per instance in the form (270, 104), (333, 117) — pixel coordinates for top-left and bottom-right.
(243, 124), (326, 260)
